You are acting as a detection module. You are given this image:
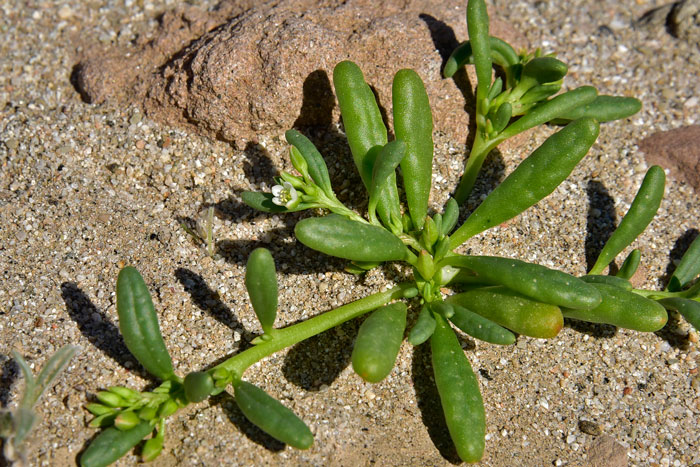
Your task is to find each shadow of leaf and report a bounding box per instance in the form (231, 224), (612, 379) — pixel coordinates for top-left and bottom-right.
(585, 180), (618, 272)
(174, 268), (243, 331)
(216, 237), (346, 274)
(242, 141), (279, 186)
(419, 13), (476, 149)
(60, 282), (137, 373)
(655, 309), (691, 351)
(282, 319), (358, 391)
(410, 343), (461, 464)
(0, 356), (19, 407)
(663, 228), (699, 287)
(563, 318), (618, 339)
(419, 13), (461, 71)
(293, 69), (335, 129)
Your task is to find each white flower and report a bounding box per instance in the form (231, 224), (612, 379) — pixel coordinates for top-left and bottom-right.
(271, 181), (299, 208)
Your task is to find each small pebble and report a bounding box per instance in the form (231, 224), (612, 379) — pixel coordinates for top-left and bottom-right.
(579, 420), (602, 436)
(691, 377), (700, 390)
(57, 5), (73, 19)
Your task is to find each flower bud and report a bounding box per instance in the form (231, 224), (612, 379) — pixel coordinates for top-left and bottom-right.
(96, 391), (125, 408)
(86, 403), (113, 416)
(138, 406), (158, 421)
(114, 410), (141, 431)
(416, 250), (436, 280)
(422, 217), (438, 249)
(279, 171), (305, 190)
(88, 412), (117, 428)
(108, 386), (140, 403)
(289, 146), (309, 178)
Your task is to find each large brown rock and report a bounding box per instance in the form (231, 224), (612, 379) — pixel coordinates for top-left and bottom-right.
(74, 0), (525, 147)
(638, 125), (700, 192)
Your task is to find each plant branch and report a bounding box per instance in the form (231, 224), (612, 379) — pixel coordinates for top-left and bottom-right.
(215, 283), (415, 379)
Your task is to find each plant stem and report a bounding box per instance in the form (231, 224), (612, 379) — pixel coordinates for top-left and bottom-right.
(454, 132), (490, 204)
(215, 283), (415, 379)
(206, 207), (214, 257)
(317, 191), (368, 224)
(454, 128), (515, 205)
(632, 288), (700, 302)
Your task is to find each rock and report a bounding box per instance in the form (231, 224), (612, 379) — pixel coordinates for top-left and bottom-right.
(57, 5), (73, 20)
(578, 419), (603, 436)
(73, 0), (526, 147)
(668, 0), (700, 42)
(587, 434), (628, 467)
(637, 0), (700, 43)
(74, 2), (250, 105)
(638, 125), (700, 192)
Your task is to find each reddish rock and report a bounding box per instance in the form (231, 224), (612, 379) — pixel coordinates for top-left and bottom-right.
(639, 125), (700, 192)
(74, 2), (248, 104)
(587, 435), (628, 467)
(74, 0), (526, 147)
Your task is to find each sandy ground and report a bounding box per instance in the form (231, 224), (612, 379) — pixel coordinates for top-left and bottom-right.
(1, 0), (699, 465)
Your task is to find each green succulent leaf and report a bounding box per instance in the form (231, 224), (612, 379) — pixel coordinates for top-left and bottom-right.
(444, 36), (519, 78)
(333, 60), (402, 228)
(116, 267), (175, 381)
(448, 286), (564, 338)
(351, 302), (407, 383)
(467, 0), (492, 106)
(658, 297), (700, 331)
(451, 117), (600, 247)
(431, 313), (485, 463)
(580, 274), (633, 291)
(234, 381), (313, 449)
(408, 305), (437, 346)
(183, 371), (215, 403)
(667, 234), (700, 292)
(393, 68), (434, 230)
(285, 129), (333, 197)
(448, 303), (516, 345)
(590, 166), (665, 275)
(562, 283), (668, 332)
(80, 422), (153, 467)
(552, 95), (642, 123)
(616, 249), (641, 280)
(245, 248), (279, 334)
(521, 56), (568, 84)
(499, 86), (597, 140)
(440, 255), (601, 309)
(368, 141), (407, 225)
(295, 215), (410, 263)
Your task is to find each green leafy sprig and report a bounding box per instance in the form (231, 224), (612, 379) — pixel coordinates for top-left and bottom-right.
(81, 0), (699, 464)
(2, 345), (78, 464)
(444, 0), (641, 203)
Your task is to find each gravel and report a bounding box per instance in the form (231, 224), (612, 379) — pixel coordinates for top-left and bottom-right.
(1, 0), (699, 466)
